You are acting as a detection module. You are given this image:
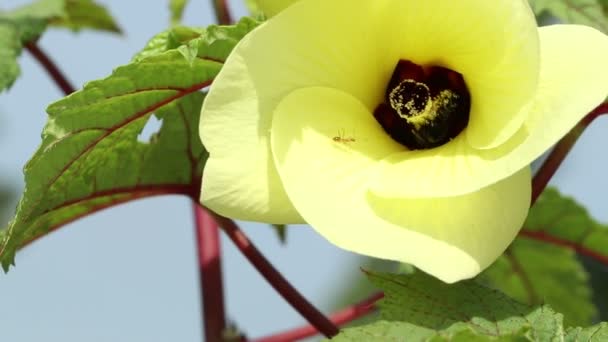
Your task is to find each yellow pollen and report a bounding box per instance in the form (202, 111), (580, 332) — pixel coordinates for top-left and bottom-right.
(389, 79), (460, 130)
(408, 90), (460, 130)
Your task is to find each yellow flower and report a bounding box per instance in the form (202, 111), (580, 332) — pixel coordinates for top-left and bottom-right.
(254, 0), (299, 17)
(199, 0), (608, 283)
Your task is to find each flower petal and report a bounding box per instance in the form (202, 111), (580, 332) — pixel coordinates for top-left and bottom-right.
(376, 0), (539, 149)
(271, 87), (531, 283)
(200, 0), (389, 221)
(372, 24), (608, 198)
(200, 52), (303, 223)
(521, 25), (608, 135)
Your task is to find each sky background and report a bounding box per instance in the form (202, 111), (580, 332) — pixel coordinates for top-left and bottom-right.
(0, 1), (607, 341)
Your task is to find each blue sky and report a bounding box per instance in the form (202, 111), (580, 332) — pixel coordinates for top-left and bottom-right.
(0, 1), (607, 341)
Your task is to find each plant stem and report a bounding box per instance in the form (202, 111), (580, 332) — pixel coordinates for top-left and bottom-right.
(212, 0), (233, 25)
(531, 102), (608, 205)
(193, 204), (227, 342)
(25, 42), (76, 95)
(207, 211), (340, 338)
(254, 292), (383, 342)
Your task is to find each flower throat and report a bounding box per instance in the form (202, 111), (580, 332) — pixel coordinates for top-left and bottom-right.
(374, 60), (471, 150)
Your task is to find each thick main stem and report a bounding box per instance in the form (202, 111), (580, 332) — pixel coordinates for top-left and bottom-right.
(193, 204), (227, 342)
(531, 102), (608, 205)
(208, 211), (340, 338)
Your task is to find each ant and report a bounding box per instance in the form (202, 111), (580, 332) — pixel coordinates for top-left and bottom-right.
(332, 129), (356, 144)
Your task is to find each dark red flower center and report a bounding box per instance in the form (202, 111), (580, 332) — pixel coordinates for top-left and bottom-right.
(373, 60), (471, 150)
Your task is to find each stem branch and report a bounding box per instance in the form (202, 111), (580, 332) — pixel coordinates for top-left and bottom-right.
(211, 0), (233, 25)
(25, 42), (76, 95)
(208, 211), (340, 338)
(254, 292), (383, 342)
(531, 102), (608, 205)
(193, 204), (227, 342)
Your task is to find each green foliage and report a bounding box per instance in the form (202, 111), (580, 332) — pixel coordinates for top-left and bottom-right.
(332, 321), (533, 341)
(565, 322), (608, 340)
(364, 271), (562, 340)
(0, 0), (120, 92)
(0, 18), (259, 271)
(482, 239), (595, 327)
(483, 188), (608, 326)
(331, 271), (607, 341)
(4, 0), (65, 21)
(529, 0), (608, 32)
(0, 0), (62, 91)
(0, 23), (23, 92)
(524, 188), (608, 266)
(51, 0), (121, 33)
(169, 0), (189, 25)
(601, 0), (608, 14)
(133, 19), (259, 63)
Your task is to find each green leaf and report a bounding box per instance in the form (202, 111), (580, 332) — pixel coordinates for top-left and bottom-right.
(3, 0), (65, 20)
(361, 271), (564, 341)
(132, 30), (173, 63)
(1, 0), (65, 41)
(601, 0), (608, 14)
(132, 18), (259, 62)
(522, 188), (608, 268)
(5, 0), (121, 34)
(482, 238), (596, 327)
(50, 0), (121, 34)
(0, 0), (120, 91)
(529, 0), (608, 32)
(0, 0), (65, 91)
(333, 271), (608, 341)
(169, 0), (189, 25)
(0, 19), (259, 271)
(489, 187), (608, 326)
(0, 22), (22, 91)
(565, 322), (608, 341)
(332, 321), (534, 341)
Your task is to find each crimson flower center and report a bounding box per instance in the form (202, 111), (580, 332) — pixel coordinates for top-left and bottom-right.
(373, 60), (471, 150)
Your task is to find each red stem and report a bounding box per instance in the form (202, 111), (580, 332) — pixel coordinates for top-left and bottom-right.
(207, 211), (340, 339)
(212, 0), (233, 24)
(25, 42), (76, 95)
(531, 102), (608, 205)
(254, 292), (383, 342)
(519, 229), (608, 265)
(193, 204), (227, 342)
